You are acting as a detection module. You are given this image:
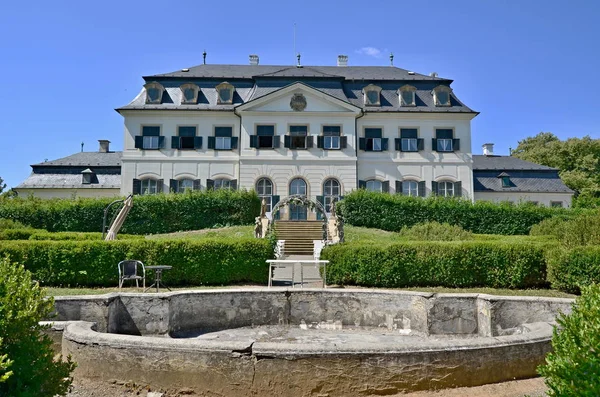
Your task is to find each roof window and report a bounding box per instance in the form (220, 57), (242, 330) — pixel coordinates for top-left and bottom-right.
(216, 82), (234, 104)
(144, 82), (165, 104)
(180, 83), (199, 104)
(362, 84), (382, 106)
(433, 85), (452, 107)
(398, 85), (416, 107)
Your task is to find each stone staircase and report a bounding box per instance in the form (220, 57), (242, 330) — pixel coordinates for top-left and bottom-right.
(274, 221), (324, 256)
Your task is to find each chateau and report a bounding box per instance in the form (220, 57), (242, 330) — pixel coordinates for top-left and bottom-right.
(16, 55), (573, 210)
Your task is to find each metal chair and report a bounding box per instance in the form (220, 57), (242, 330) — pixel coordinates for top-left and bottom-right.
(118, 260), (145, 289)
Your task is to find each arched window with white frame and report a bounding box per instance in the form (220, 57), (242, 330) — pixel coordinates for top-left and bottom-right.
(433, 180), (462, 197)
(322, 178), (341, 213)
(256, 177), (274, 212)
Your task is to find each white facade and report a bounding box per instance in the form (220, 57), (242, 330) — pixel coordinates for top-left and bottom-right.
(474, 191), (573, 208)
(15, 188), (120, 199)
(119, 82), (477, 216)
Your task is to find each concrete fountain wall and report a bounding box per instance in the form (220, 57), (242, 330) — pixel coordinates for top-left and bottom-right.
(49, 289), (573, 396)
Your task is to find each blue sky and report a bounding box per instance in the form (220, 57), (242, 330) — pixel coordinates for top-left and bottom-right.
(1, 0), (598, 189)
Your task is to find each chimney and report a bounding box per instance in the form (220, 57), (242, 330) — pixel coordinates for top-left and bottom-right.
(482, 143), (494, 156)
(98, 140), (110, 153)
(249, 54), (259, 65)
(337, 55), (348, 67)
(430, 72), (438, 77)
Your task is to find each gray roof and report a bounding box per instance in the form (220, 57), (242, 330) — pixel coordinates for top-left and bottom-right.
(146, 64), (449, 81)
(472, 155), (572, 193)
(118, 64), (476, 113)
(472, 155), (556, 171)
(16, 173), (121, 189)
(32, 151), (122, 167)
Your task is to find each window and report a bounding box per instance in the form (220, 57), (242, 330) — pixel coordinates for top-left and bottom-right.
(208, 126), (237, 150)
(289, 178), (307, 195)
(323, 178), (341, 213)
(360, 128), (387, 151)
(433, 86), (452, 107)
(178, 179), (194, 192)
(135, 126), (163, 150)
(397, 128), (421, 152)
(437, 181), (455, 197)
(215, 82), (234, 104)
(256, 178), (273, 212)
(551, 201), (563, 208)
(180, 83), (199, 104)
(362, 84), (382, 106)
(399, 85), (416, 107)
(144, 82), (164, 104)
(81, 169), (93, 184)
(434, 129), (459, 152)
(173, 126), (201, 150)
(213, 179), (232, 190)
(141, 179), (159, 195)
(366, 180), (383, 192)
(286, 125), (310, 149)
(501, 176), (511, 188)
(321, 126), (342, 150)
(402, 180), (419, 196)
(251, 125), (279, 149)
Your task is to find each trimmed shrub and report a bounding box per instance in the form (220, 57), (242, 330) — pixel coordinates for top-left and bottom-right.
(538, 284), (600, 396)
(320, 241), (547, 289)
(0, 229), (140, 241)
(0, 219), (26, 230)
(337, 190), (568, 235)
(0, 238), (274, 287)
(0, 257), (76, 396)
(531, 211), (600, 248)
(0, 189), (261, 234)
(547, 246), (600, 293)
(399, 221), (472, 241)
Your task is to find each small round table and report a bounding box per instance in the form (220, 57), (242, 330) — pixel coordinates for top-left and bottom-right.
(144, 265), (173, 293)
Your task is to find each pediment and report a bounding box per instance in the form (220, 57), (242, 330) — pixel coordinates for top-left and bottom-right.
(236, 83), (361, 114)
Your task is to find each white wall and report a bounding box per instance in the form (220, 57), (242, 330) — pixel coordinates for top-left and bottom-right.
(357, 113), (474, 198)
(474, 191), (573, 208)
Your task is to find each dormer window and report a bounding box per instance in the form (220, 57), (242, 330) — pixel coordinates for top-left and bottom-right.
(433, 86), (452, 107)
(144, 82), (164, 104)
(362, 84), (382, 106)
(81, 168), (94, 185)
(216, 82), (234, 104)
(180, 83), (199, 104)
(399, 85), (416, 107)
(498, 172), (511, 188)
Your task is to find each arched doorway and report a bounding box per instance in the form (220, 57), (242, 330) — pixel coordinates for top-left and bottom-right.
(288, 178), (307, 220)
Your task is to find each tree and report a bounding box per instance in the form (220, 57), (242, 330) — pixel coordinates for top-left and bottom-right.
(0, 257), (76, 396)
(0, 176), (6, 194)
(512, 133), (600, 206)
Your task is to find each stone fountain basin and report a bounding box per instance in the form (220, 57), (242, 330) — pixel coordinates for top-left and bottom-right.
(50, 289), (573, 396)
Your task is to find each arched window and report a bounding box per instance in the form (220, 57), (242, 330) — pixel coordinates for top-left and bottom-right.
(213, 178), (232, 190)
(289, 178), (307, 196)
(289, 178), (308, 220)
(144, 82), (164, 104)
(366, 180), (382, 192)
(141, 179), (159, 195)
(256, 178), (273, 212)
(323, 178), (340, 213)
(437, 181), (455, 197)
(403, 180), (419, 196)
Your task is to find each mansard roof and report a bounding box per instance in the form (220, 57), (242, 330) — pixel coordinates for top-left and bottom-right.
(117, 64), (476, 114)
(31, 151), (122, 167)
(472, 155), (573, 193)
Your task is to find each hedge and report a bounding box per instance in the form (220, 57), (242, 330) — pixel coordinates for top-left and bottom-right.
(547, 246), (600, 293)
(0, 238), (274, 287)
(320, 241), (548, 289)
(337, 190), (569, 235)
(0, 189), (261, 235)
(0, 229), (140, 241)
